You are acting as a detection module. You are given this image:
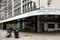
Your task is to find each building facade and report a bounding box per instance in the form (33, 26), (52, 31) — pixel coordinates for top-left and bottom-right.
(0, 0), (60, 32)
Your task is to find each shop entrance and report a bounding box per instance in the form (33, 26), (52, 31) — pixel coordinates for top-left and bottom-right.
(20, 16), (37, 32)
(44, 23), (55, 31)
(25, 19), (37, 32)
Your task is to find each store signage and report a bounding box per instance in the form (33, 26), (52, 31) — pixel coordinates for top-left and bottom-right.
(38, 9), (60, 13)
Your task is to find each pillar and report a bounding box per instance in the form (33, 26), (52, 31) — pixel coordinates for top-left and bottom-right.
(55, 23), (58, 31)
(37, 16), (42, 32)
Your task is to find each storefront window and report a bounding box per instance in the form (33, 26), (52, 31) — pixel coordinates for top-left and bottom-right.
(58, 24), (60, 28)
(0, 24), (3, 29)
(22, 22), (25, 29)
(20, 16), (37, 32)
(6, 23), (12, 29)
(48, 24), (54, 28)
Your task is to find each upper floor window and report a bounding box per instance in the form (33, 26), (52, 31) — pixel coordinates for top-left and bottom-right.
(23, 1), (36, 13)
(14, 0), (21, 6)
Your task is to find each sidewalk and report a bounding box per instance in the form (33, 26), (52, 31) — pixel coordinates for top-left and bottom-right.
(0, 30), (60, 40)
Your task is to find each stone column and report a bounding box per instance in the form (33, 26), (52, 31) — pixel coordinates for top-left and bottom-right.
(36, 0), (40, 9)
(44, 23), (48, 31)
(55, 23), (58, 31)
(21, 0), (23, 14)
(37, 16), (42, 32)
(12, 0), (14, 16)
(37, 16), (40, 32)
(6, 0), (8, 18)
(17, 20), (20, 29)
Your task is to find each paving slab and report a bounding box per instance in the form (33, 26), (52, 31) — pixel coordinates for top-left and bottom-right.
(0, 30), (60, 40)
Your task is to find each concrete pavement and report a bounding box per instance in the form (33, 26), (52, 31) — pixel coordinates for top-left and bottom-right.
(0, 30), (60, 40)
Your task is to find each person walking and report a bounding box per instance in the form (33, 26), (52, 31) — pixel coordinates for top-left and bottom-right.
(6, 28), (12, 38)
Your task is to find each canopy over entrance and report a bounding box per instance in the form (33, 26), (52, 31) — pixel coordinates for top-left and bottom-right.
(0, 8), (60, 23)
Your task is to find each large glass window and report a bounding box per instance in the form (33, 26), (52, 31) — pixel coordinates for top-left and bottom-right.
(29, 3), (31, 11)
(8, 12), (12, 18)
(58, 24), (60, 28)
(44, 15), (55, 19)
(14, 0), (21, 15)
(5, 13), (7, 19)
(7, 0), (12, 3)
(6, 23), (12, 29)
(0, 24), (3, 29)
(48, 24), (55, 28)
(14, 0), (21, 6)
(14, 8), (21, 16)
(14, 3), (21, 9)
(23, 6), (26, 13)
(25, 4), (29, 12)
(8, 2), (12, 12)
(23, 1), (36, 13)
(23, 0), (31, 4)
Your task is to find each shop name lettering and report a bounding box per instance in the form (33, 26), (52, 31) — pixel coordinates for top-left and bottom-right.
(38, 9), (60, 13)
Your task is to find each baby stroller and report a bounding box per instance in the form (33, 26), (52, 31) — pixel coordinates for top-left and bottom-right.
(6, 29), (12, 38)
(14, 28), (19, 38)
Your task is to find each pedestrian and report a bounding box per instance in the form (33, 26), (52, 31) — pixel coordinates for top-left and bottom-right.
(6, 28), (12, 38)
(10, 27), (13, 32)
(13, 27), (19, 38)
